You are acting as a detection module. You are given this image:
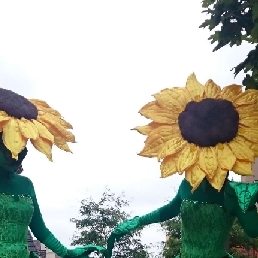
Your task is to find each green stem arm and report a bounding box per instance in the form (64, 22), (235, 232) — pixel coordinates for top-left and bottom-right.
(28, 180), (67, 257)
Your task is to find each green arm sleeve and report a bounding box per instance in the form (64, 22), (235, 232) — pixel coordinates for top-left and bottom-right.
(106, 184), (182, 258)
(139, 191), (182, 226)
(236, 207), (258, 238)
(28, 180), (67, 257)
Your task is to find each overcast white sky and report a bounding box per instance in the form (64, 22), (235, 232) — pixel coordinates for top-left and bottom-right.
(0, 0), (248, 252)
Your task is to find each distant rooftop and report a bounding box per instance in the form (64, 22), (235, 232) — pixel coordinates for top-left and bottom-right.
(27, 230), (38, 253)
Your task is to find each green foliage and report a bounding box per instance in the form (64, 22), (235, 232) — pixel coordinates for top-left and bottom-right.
(160, 216), (181, 258)
(70, 188), (150, 258)
(200, 0), (258, 90)
(229, 219), (258, 257)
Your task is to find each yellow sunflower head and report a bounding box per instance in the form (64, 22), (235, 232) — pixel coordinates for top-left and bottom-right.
(134, 73), (258, 191)
(0, 88), (75, 161)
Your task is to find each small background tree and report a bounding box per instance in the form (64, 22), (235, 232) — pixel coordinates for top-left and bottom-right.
(70, 188), (150, 258)
(160, 216), (181, 258)
(229, 219), (258, 258)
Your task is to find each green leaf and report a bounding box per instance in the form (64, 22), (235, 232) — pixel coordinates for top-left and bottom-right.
(202, 0), (216, 8)
(251, 23), (258, 40)
(243, 74), (258, 90)
(253, 3), (258, 20)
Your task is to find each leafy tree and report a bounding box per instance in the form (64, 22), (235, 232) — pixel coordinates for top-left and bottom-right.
(229, 219), (258, 257)
(160, 216), (181, 258)
(200, 0), (258, 90)
(70, 188), (150, 258)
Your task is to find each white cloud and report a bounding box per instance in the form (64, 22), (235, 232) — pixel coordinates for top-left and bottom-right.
(0, 0), (250, 252)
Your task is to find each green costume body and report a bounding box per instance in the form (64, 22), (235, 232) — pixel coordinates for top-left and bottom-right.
(106, 75), (258, 258)
(0, 164), (106, 258)
(107, 178), (258, 258)
(0, 88), (107, 257)
(0, 170), (50, 258)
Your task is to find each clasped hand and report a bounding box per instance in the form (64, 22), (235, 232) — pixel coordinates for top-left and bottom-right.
(58, 217), (140, 258)
(65, 245), (107, 258)
(106, 216), (141, 258)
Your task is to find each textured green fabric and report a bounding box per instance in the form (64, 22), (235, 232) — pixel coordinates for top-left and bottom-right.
(107, 178), (258, 258)
(0, 192), (33, 258)
(0, 168), (53, 258)
(180, 199), (234, 257)
(44, 234), (67, 257)
(0, 169), (107, 258)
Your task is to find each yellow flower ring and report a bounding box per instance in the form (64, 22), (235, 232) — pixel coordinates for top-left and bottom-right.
(0, 88), (75, 161)
(134, 74), (258, 191)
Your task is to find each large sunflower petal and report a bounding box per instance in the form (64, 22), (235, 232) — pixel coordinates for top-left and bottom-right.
(38, 114), (75, 143)
(185, 164), (206, 192)
(199, 147), (218, 179)
(160, 155), (178, 178)
(186, 73), (204, 100)
(54, 135), (72, 152)
(204, 79), (221, 98)
(139, 125), (180, 157)
(32, 120), (54, 143)
(153, 87), (190, 113)
(177, 144), (199, 173)
(0, 111), (10, 122)
(207, 167), (228, 191)
(220, 84), (242, 102)
(139, 101), (178, 124)
(132, 122), (165, 136)
(251, 144), (258, 157)
(158, 136), (187, 160)
(37, 106), (62, 117)
(59, 118), (73, 129)
(237, 103), (258, 117)
(239, 111), (258, 121)
(18, 119), (39, 140)
(30, 99), (73, 129)
(29, 99), (50, 108)
(229, 136), (255, 162)
(216, 143), (236, 170)
(239, 116), (258, 128)
(238, 127), (258, 143)
(31, 137), (53, 161)
(234, 89), (258, 107)
(232, 160), (254, 176)
(0, 112), (10, 133)
(3, 118), (27, 159)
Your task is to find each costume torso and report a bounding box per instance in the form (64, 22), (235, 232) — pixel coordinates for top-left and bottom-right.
(0, 193), (34, 258)
(0, 172), (40, 258)
(180, 199), (234, 258)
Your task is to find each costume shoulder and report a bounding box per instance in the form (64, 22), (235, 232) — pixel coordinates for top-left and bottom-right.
(14, 173), (33, 185)
(13, 174), (35, 196)
(225, 181), (258, 213)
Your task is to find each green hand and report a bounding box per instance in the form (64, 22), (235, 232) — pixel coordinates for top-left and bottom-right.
(30, 252), (40, 258)
(113, 216), (140, 236)
(106, 217), (140, 258)
(65, 245), (107, 258)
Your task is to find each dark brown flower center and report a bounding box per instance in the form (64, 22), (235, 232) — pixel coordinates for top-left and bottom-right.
(0, 88), (38, 119)
(178, 98), (239, 147)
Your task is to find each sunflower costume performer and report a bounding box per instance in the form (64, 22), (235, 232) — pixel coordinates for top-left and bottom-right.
(107, 74), (258, 258)
(0, 89), (106, 258)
